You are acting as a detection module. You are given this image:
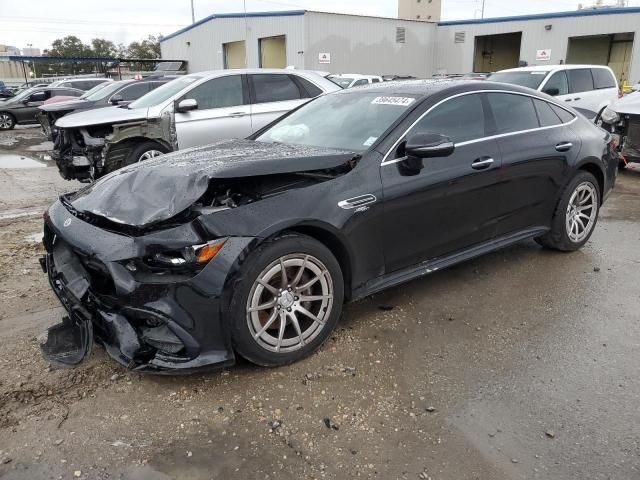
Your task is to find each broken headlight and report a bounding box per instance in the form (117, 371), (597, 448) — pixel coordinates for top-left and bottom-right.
(601, 107), (621, 125)
(140, 238), (227, 270)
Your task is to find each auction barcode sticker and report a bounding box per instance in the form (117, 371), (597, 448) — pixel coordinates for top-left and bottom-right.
(372, 96), (416, 107)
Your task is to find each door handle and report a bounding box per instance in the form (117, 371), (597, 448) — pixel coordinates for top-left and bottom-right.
(555, 142), (573, 152)
(228, 112), (246, 118)
(574, 97), (581, 101)
(471, 157), (494, 170)
(565, 99), (572, 102)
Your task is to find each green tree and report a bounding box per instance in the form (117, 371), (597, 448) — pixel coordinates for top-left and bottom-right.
(90, 38), (118, 58)
(125, 35), (161, 71)
(48, 35), (91, 57)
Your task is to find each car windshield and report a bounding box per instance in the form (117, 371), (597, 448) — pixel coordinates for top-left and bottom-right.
(80, 82), (115, 100)
(489, 71), (550, 89)
(329, 77), (355, 88)
(256, 92), (419, 152)
(128, 76), (202, 109)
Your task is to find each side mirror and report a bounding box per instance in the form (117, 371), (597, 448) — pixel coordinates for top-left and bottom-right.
(177, 98), (198, 113)
(109, 94), (123, 105)
(543, 87), (560, 96)
(405, 133), (455, 158)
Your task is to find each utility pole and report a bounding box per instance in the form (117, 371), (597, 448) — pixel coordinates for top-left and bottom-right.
(191, 0), (195, 23)
(481, 0), (486, 18)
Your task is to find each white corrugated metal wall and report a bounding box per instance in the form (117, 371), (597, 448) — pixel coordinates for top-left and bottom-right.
(304, 12), (436, 77)
(437, 11), (640, 82)
(160, 13), (306, 73)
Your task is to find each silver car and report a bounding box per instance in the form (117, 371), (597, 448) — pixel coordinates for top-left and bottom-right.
(52, 69), (340, 182)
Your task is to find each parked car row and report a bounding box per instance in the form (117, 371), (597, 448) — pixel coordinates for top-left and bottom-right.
(50, 69), (340, 181)
(36, 72), (617, 373)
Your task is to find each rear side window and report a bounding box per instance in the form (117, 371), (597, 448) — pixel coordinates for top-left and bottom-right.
(371, 78), (380, 83)
(550, 104), (575, 123)
(353, 79), (368, 87)
(294, 76), (322, 98)
(592, 68), (617, 89)
(182, 75), (244, 110)
(568, 69), (594, 93)
(533, 99), (562, 127)
(117, 83), (150, 101)
(543, 71), (569, 96)
(52, 89), (80, 97)
(487, 93), (539, 134)
(251, 74), (301, 103)
(414, 93), (485, 143)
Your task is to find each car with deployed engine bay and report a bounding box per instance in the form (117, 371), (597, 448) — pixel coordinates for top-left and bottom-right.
(39, 77), (175, 146)
(51, 69), (340, 182)
(598, 91), (640, 168)
(39, 80), (617, 373)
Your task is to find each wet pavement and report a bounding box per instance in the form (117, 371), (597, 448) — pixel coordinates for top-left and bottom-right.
(0, 128), (639, 479)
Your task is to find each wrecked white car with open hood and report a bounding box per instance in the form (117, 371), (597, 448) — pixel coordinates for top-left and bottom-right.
(52, 69), (340, 182)
(599, 92), (640, 168)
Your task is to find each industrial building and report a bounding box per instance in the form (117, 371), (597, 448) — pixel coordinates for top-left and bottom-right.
(160, 6), (640, 86)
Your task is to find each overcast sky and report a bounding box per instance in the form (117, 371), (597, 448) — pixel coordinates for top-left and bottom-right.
(2, 0), (640, 51)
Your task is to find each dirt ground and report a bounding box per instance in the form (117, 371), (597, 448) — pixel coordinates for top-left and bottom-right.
(0, 126), (639, 480)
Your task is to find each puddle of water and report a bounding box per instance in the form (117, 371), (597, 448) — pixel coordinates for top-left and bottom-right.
(26, 141), (54, 152)
(0, 153), (47, 169)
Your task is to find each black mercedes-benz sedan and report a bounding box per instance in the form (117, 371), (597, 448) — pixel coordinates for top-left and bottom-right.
(39, 80), (618, 373)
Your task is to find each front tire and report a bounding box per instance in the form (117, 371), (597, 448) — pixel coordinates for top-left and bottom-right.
(536, 171), (600, 251)
(125, 141), (168, 166)
(230, 233), (344, 367)
(0, 113), (15, 130)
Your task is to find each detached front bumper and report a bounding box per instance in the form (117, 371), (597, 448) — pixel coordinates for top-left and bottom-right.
(41, 200), (254, 374)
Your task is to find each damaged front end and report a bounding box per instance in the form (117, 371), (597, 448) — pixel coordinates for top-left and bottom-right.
(52, 111), (175, 182)
(40, 139), (358, 373)
(39, 199), (248, 373)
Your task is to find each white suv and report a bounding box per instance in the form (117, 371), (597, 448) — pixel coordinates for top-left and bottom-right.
(328, 74), (383, 89)
(490, 65), (619, 115)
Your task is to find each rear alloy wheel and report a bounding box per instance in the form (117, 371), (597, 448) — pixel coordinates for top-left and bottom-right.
(231, 233), (344, 366)
(536, 171), (600, 251)
(0, 113), (15, 130)
(565, 182), (598, 244)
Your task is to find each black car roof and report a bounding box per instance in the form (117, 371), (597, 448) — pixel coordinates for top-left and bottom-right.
(335, 79), (541, 99)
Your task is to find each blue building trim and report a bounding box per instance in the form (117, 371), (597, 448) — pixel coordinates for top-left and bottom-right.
(160, 10), (306, 42)
(438, 7), (640, 26)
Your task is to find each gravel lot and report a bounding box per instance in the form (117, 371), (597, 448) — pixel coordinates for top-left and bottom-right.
(0, 126), (639, 480)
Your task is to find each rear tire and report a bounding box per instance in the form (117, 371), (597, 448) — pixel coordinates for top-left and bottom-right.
(0, 112), (15, 130)
(229, 233), (344, 367)
(536, 171), (600, 251)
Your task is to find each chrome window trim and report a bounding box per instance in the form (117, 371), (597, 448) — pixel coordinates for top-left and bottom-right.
(381, 89), (578, 167)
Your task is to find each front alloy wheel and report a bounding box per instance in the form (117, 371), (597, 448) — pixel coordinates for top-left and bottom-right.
(138, 149), (164, 162)
(0, 113), (15, 130)
(247, 254), (334, 353)
(231, 233), (344, 367)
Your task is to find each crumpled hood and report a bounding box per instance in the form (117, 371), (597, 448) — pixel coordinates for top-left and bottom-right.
(69, 139), (357, 227)
(55, 105), (150, 128)
(39, 98), (92, 113)
(608, 93), (640, 115)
